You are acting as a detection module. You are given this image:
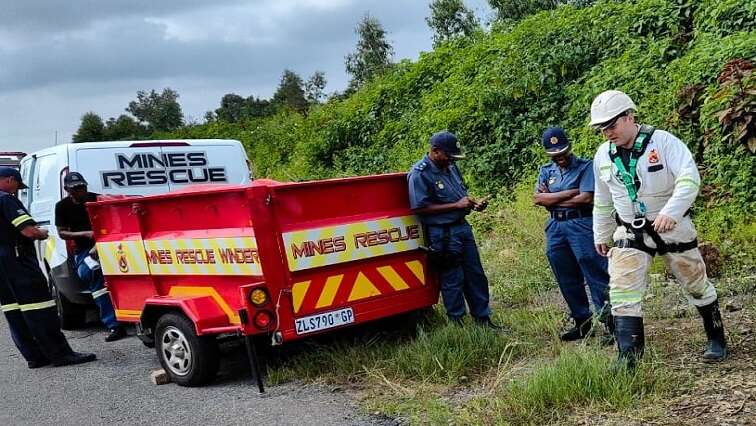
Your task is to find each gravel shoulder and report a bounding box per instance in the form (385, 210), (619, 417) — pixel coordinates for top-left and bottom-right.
(0, 316), (383, 426)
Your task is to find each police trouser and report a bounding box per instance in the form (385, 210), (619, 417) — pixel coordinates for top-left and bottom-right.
(608, 216), (717, 317)
(427, 221), (492, 319)
(545, 216), (610, 320)
(74, 250), (118, 329)
(0, 248), (73, 363)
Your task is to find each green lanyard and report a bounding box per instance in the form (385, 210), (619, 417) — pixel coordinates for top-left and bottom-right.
(608, 126), (654, 222)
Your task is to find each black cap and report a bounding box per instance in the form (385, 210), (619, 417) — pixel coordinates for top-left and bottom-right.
(541, 127), (571, 156)
(0, 167), (27, 189)
(429, 131), (465, 159)
(63, 172), (88, 189)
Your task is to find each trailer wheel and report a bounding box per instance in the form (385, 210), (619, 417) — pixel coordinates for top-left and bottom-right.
(49, 275), (86, 330)
(155, 312), (219, 387)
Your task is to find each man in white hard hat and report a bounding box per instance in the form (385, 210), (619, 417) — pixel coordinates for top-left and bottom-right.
(589, 90), (726, 369)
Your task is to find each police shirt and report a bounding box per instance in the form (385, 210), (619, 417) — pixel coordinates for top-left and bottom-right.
(407, 155), (468, 225)
(535, 155), (595, 212)
(55, 192), (98, 251)
(0, 191), (36, 253)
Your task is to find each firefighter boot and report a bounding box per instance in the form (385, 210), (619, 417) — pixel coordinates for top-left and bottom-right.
(697, 300), (727, 362)
(560, 316), (593, 341)
(614, 316), (644, 371)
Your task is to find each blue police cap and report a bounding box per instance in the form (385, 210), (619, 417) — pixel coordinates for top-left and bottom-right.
(430, 131), (465, 159)
(0, 167), (27, 189)
(541, 127), (571, 156)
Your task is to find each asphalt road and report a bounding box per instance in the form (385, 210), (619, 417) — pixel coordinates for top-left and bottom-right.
(0, 317), (384, 425)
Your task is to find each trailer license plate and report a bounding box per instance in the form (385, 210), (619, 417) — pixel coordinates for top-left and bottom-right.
(295, 308), (354, 335)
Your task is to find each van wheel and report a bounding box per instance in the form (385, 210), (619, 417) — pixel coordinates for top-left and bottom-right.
(50, 275), (86, 330)
(155, 313), (219, 387)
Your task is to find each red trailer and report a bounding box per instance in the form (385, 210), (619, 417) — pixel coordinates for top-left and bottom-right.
(87, 173), (439, 387)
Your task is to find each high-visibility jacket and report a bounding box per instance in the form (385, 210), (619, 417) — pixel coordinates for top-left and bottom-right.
(592, 127), (701, 244)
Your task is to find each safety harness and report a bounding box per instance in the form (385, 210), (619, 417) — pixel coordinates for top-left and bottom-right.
(609, 124), (697, 256)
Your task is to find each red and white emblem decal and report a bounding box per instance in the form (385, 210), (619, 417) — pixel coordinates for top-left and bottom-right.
(648, 149), (659, 164)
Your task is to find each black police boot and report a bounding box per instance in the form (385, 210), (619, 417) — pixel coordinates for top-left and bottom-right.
(560, 316), (593, 341)
(51, 351), (97, 367)
(105, 326), (127, 342)
(614, 316), (644, 371)
(27, 359), (50, 369)
(696, 300), (727, 362)
(475, 316), (505, 331)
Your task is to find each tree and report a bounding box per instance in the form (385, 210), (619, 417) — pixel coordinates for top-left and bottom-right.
(426, 0), (479, 47)
(271, 69), (308, 113)
(126, 88), (184, 132)
(487, 0), (560, 22)
(345, 14), (394, 90)
(245, 96), (272, 118)
(72, 112), (105, 143)
(305, 71), (328, 105)
(103, 115), (147, 141)
(215, 93), (247, 123)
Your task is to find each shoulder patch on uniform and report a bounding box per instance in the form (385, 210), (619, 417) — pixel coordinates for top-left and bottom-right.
(414, 161), (428, 171)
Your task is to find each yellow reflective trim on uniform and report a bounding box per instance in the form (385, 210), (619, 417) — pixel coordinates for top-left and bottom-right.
(18, 300), (56, 312)
(11, 214), (32, 227)
(92, 288), (110, 299)
(593, 204), (614, 213)
(609, 288), (643, 304)
(1, 303), (20, 312)
(599, 165), (612, 171)
(675, 176), (700, 188)
(315, 275), (343, 309)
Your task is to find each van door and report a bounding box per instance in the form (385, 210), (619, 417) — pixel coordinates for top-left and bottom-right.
(75, 146), (171, 196)
(28, 152), (58, 227)
(162, 142), (251, 191)
(17, 156), (35, 208)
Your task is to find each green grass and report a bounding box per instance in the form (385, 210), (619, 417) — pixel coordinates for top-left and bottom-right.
(264, 182), (752, 424)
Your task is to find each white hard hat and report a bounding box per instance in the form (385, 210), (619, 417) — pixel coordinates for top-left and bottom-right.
(589, 90), (637, 126)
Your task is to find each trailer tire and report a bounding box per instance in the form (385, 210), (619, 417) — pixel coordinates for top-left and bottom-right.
(50, 275), (86, 330)
(155, 312), (219, 387)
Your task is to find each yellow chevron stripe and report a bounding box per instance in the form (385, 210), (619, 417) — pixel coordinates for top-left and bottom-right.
(168, 286), (240, 325)
(291, 281), (310, 313)
(405, 260), (425, 285)
(19, 300), (56, 311)
(348, 272), (381, 302)
(316, 274), (343, 309)
(376, 266), (409, 291)
(1, 303), (20, 312)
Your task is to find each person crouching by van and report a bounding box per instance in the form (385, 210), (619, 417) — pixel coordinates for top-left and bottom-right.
(55, 172), (126, 342)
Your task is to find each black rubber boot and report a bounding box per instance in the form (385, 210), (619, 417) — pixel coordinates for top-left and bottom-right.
(614, 316), (644, 371)
(696, 300), (727, 362)
(51, 351), (97, 367)
(560, 316), (593, 341)
(600, 314), (615, 346)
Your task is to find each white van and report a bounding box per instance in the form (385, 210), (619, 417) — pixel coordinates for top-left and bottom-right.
(17, 139), (252, 328)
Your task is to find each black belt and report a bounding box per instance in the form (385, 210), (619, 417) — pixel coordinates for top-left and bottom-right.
(550, 209), (592, 221)
(614, 214), (697, 256)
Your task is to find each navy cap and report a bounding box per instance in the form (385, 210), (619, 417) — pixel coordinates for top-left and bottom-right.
(430, 131), (465, 159)
(64, 172), (88, 189)
(0, 167), (27, 189)
(541, 127), (571, 156)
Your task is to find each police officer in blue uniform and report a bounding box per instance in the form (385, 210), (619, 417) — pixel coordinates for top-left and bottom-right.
(533, 128), (612, 341)
(408, 131), (501, 329)
(0, 167), (96, 368)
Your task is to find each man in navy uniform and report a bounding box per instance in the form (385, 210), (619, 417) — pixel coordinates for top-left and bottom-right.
(407, 131), (501, 328)
(56, 172), (125, 342)
(533, 128), (612, 341)
(0, 167), (96, 368)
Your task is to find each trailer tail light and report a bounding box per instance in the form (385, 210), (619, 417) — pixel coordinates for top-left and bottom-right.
(253, 311), (274, 329)
(249, 288), (269, 307)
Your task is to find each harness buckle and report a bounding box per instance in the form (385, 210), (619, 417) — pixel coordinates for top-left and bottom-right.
(631, 217), (646, 229)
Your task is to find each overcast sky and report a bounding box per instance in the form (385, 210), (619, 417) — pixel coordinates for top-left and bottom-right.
(0, 0), (492, 153)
